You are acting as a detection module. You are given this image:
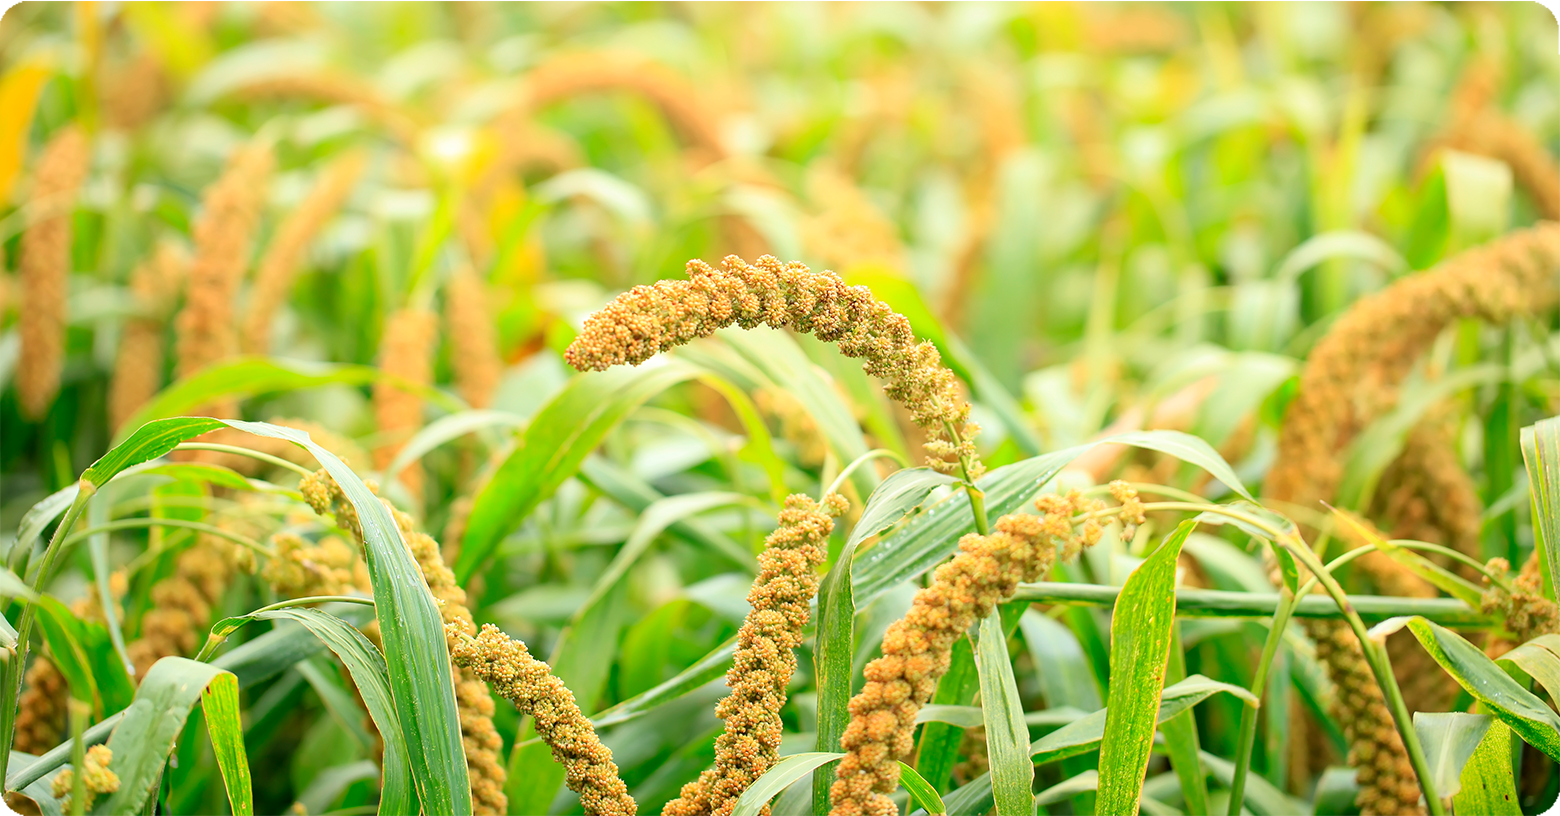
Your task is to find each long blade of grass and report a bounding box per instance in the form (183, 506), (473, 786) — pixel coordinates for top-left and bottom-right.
(812, 550), (854, 815)
(378, 409), (524, 483)
(457, 362), (697, 580)
(732, 753), (846, 816)
(1159, 625), (1207, 816)
(199, 672), (253, 816)
(579, 455), (755, 571)
(1413, 712), (1492, 803)
(975, 613), (1033, 816)
(1096, 520), (1193, 816)
(895, 763), (946, 815)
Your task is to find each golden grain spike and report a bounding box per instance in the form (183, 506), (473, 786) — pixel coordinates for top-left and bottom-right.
(830, 486), (1139, 816)
(108, 242), (187, 432)
(175, 142), (274, 386)
(50, 745), (119, 813)
(242, 152), (365, 354)
(1266, 223), (1560, 514)
(1312, 621), (1424, 816)
(451, 624), (636, 816)
(17, 126), (90, 420)
(444, 268), (504, 409)
(565, 255), (979, 477)
(374, 307), (437, 495)
(665, 493), (846, 816)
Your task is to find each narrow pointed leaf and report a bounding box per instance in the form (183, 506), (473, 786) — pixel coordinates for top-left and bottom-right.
(1413, 712), (1492, 800)
(1452, 721), (1522, 815)
(976, 613), (1033, 816)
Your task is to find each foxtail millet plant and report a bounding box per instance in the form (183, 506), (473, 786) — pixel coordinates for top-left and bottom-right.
(830, 485), (1144, 816)
(565, 254), (981, 479)
(664, 492), (848, 816)
(374, 308), (438, 496)
(108, 241), (186, 431)
(16, 125), (90, 421)
(299, 470), (508, 814)
(444, 268), (504, 409)
(242, 152), (365, 354)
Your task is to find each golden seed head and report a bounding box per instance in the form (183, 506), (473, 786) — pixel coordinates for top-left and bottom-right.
(17, 126), (91, 420)
(51, 744), (118, 812)
(374, 307), (438, 496)
(444, 268), (504, 409)
(565, 255), (979, 476)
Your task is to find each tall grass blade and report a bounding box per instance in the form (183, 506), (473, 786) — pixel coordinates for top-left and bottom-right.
(812, 551), (854, 815)
(1520, 417), (1560, 598)
(198, 672), (253, 816)
(732, 753), (845, 816)
(457, 362), (697, 580)
(895, 763), (945, 815)
(1096, 520), (1193, 816)
(975, 613), (1033, 816)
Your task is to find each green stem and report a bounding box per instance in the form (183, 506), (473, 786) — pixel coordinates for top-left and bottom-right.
(944, 422), (989, 535)
(1226, 586), (1297, 816)
(1008, 583), (1490, 625)
(68, 699), (87, 816)
(823, 449), (909, 501)
(1281, 539), (1446, 816)
(173, 442), (315, 477)
(61, 517), (274, 560)
(1, 481), (94, 789)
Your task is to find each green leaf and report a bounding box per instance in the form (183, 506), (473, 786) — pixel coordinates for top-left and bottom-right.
(731, 753), (845, 816)
(853, 430), (1249, 608)
(32, 596), (98, 710)
(9, 484), (78, 571)
(199, 671), (253, 816)
(1035, 770), (1098, 809)
(457, 362), (697, 580)
(1096, 521), (1193, 816)
(895, 762), (946, 815)
(1452, 720), (1522, 816)
(91, 658), (249, 816)
(114, 357), (461, 441)
(848, 468), (959, 551)
(1413, 712), (1492, 801)
(975, 613), (1034, 816)
(591, 636), (737, 729)
(579, 456), (755, 571)
(1404, 617), (1560, 761)
(813, 549), (855, 814)
(378, 409), (524, 485)
(7, 751), (66, 816)
(575, 491), (756, 623)
(1520, 417), (1560, 601)
(1018, 609), (1102, 711)
(933, 676), (1256, 816)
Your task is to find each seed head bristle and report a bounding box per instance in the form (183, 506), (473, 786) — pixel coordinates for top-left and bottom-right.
(17, 126), (90, 420)
(665, 493), (845, 816)
(565, 255), (980, 477)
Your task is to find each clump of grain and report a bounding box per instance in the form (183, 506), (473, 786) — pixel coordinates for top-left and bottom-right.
(17, 126), (90, 420)
(1373, 416), (1482, 567)
(566, 255), (980, 478)
(50, 745), (118, 812)
(242, 152), (365, 354)
(1426, 59), (1559, 220)
(101, 53), (168, 132)
(263, 533), (368, 598)
(126, 534), (240, 674)
(1481, 554), (1560, 650)
(1312, 620), (1424, 816)
(665, 493), (846, 816)
(374, 308), (438, 496)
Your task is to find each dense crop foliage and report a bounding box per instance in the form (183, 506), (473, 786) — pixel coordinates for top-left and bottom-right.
(1, 3), (1559, 815)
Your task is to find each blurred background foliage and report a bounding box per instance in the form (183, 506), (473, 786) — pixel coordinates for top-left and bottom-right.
(1, 2), (1558, 814)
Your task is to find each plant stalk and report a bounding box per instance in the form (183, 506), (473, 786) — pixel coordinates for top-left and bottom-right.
(1, 481), (94, 789)
(1226, 586), (1296, 816)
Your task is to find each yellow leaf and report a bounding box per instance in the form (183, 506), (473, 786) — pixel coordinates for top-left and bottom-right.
(0, 62), (52, 203)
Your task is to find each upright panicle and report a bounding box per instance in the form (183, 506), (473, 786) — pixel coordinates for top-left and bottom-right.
(444, 268), (504, 409)
(374, 308), (438, 495)
(17, 126), (90, 420)
(109, 242), (187, 431)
